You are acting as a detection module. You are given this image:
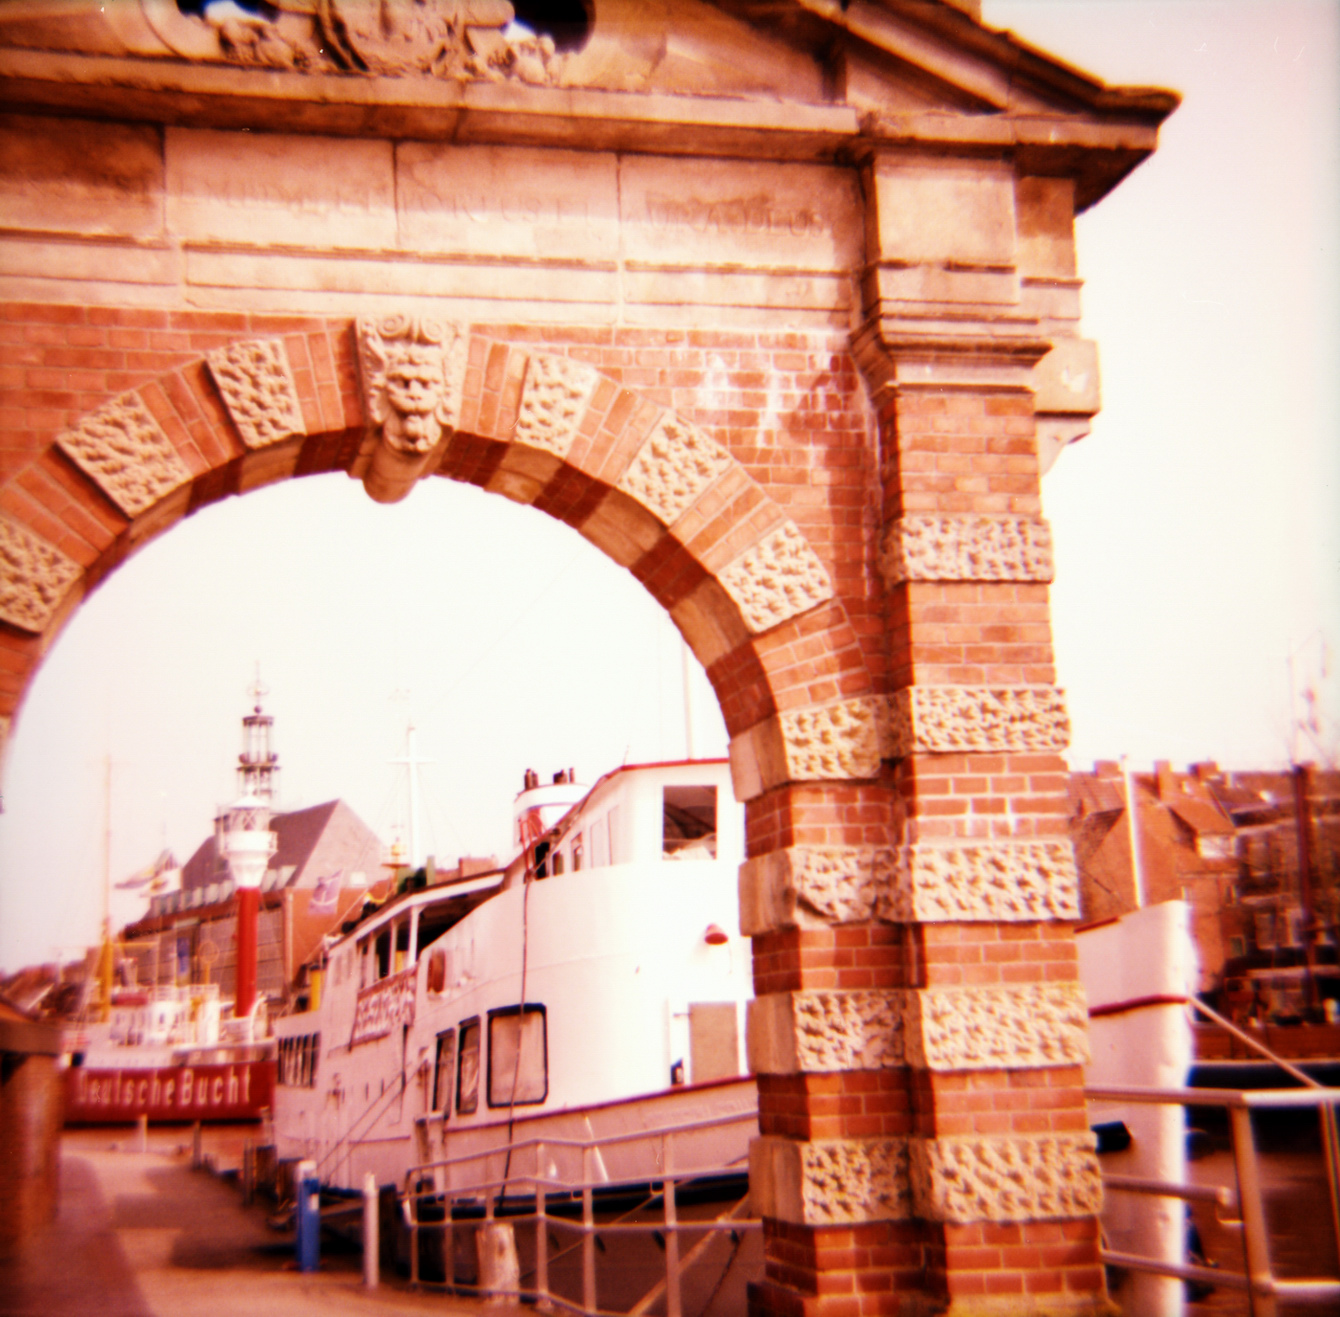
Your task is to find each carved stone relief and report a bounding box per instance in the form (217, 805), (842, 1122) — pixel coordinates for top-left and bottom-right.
(616, 413), (732, 527)
(905, 983), (1089, 1072)
(749, 990), (906, 1074)
(880, 839), (1080, 923)
(0, 517), (80, 634)
(779, 696), (887, 781)
(751, 1135), (911, 1226)
(910, 1132), (1102, 1224)
(357, 314), (468, 504)
(206, 338), (305, 450)
(56, 392), (191, 518)
(141, 0), (567, 85)
(720, 520), (833, 634)
(738, 845), (894, 933)
(879, 514), (1054, 587)
(886, 685), (1070, 757)
(514, 353), (599, 459)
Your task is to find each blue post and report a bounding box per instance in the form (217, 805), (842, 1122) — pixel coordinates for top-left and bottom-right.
(296, 1159), (320, 1273)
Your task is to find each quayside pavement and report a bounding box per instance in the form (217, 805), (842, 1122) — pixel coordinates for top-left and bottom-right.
(0, 1128), (521, 1317)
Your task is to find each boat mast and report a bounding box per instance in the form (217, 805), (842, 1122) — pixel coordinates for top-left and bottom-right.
(98, 753), (113, 1020)
(390, 723), (432, 869)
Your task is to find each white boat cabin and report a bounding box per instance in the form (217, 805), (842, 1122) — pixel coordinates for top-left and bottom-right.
(272, 760), (752, 1190)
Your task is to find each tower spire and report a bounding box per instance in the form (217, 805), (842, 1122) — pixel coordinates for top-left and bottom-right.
(238, 665), (279, 803)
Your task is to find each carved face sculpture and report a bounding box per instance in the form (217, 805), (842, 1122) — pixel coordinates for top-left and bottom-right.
(383, 347), (448, 454)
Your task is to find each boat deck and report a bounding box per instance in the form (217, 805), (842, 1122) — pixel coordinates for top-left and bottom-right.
(0, 1127), (518, 1317)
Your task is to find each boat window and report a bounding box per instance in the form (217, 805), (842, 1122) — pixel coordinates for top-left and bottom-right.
(607, 805), (623, 864)
(590, 815), (609, 868)
(375, 927), (392, 980)
(456, 1017), (481, 1115)
(394, 918), (411, 973)
(571, 833), (584, 871)
(426, 948), (447, 995)
(418, 900), (460, 953)
(534, 840), (550, 878)
(433, 1029), (456, 1113)
(279, 1033), (320, 1088)
(663, 785), (717, 860)
(487, 1005), (548, 1108)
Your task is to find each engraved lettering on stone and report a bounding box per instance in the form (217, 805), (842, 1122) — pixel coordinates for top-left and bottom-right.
(879, 514), (1054, 587)
(617, 413), (732, 526)
(57, 393), (191, 518)
(880, 840), (1080, 923)
(514, 353), (599, 459)
(644, 193), (829, 239)
(207, 339), (305, 450)
(910, 1133), (1102, 1223)
(793, 990), (906, 1071)
(906, 983), (1089, 1072)
(720, 521), (833, 634)
(0, 517), (80, 633)
(779, 697), (885, 781)
(802, 1139), (911, 1225)
(886, 686), (1070, 757)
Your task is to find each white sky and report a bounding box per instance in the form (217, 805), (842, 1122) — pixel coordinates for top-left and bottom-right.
(1, 0), (1336, 973)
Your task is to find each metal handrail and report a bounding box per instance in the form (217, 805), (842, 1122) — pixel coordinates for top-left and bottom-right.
(400, 1116), (759, 1317)
(1086, 1081), (1340, 1317)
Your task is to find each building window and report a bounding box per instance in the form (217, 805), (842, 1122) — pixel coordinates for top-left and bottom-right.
(663, 785), (717, 859)
(457, 1018), (481, 1115)
(433, 1029), (456, 1113)
(487, 1004), (548, 1107)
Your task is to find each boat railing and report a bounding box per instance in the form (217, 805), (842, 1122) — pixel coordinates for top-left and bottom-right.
(400, 1109), (759, 1317)
(1086, 1080), (1340, 1317)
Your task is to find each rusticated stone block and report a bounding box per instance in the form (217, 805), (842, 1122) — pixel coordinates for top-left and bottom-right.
(738, 845), (895, 933)
(878, 513), (1054, 587)
(616, 412), (731, 526)
(905, 982), (1089, 1071)
(748, 989), (906, 1074)
(719, 520), (833, 634)
(910, 1132), (1102, 1223)
(513, 352), (599, 459)
(0, 517), (80, 634)
(751, 1135), (911, 1226)
(779, 695), (888, 781)
(56, 392), (191, 517)
(206, 338), (306, 449)
(886, 685), (1070, 756)
(880, 839), (1080, 923)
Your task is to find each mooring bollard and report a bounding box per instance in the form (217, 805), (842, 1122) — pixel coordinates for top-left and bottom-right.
(477, 1222), (520, 1305)
(191, 1121), (203, 1169)
(296, 1158), (320, 1273)
(362, 1171), (379, 1289)
(136, 1114), (148, 1155)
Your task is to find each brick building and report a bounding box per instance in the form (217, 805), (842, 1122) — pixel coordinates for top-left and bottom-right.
(0, 3), (1178, 1311)
(1070, 760), (1340, 1013)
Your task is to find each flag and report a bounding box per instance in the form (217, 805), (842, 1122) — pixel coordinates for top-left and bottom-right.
(115, 849), (178, 891)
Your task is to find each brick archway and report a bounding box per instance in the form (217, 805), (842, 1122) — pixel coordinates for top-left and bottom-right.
(0, 310), (880, 769)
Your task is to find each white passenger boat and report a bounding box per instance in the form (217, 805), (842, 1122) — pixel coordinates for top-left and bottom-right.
(271, 759), (756, 1197)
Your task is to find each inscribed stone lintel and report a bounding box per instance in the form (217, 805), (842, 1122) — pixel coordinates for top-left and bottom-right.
(206, 338), (306, 450)
(615, 411), (732, 527)
(513, 352), (600, 459)
(879, 513), (1054, 587)
(739, 837), (1079, 931)
(56, 392), (192, 518)
(886, 685), (1070, 756)
(0, 516), (81, 634)
(719, 519), (834, 635)
(910, 1132), (1102, 1224)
